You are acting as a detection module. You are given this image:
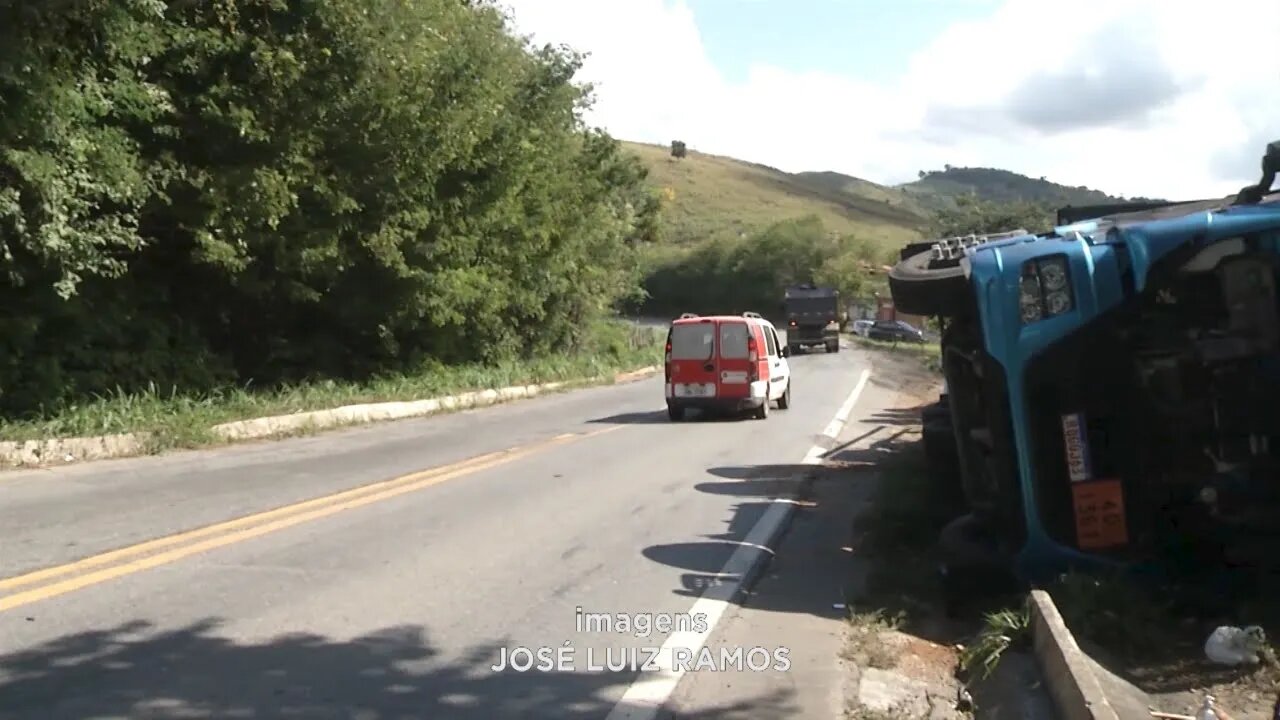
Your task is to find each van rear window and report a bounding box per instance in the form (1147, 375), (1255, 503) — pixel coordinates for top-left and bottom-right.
(718, 322), (750, 359)
(670, 323), (714, 360)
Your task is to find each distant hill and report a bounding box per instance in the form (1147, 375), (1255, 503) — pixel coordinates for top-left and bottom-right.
(621, 141), (929, 251)
(897, 166), (1151, 212)
(621, 142), (1162, 252)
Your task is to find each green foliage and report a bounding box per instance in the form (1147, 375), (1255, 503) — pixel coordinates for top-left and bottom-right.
(0, 320), (662, 448)
(930, 195), (1056, 238)
(958, 603), (1032, 681)
(638, 215), (877, 317)
(902, 165), (1127, 213)
(0, 0), (657, 420)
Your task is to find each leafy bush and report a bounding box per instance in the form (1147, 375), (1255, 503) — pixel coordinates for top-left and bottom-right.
(930, 194), (1055, 237)
(0, 0), (657, 418)
(638, 215), (881, 317)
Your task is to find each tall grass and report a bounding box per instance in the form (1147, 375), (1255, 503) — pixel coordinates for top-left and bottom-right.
(0, 321), (663, 447)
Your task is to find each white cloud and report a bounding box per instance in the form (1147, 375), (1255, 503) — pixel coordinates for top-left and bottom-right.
(498, 0), (1279, 200)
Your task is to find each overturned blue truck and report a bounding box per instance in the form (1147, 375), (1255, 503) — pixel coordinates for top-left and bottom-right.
(888, 141), (1280, 590)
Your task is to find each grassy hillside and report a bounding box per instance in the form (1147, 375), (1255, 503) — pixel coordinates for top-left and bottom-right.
(793, 170), (928, 214)
(622, 142), (1162, 255)
(622, 141), (929, 250)
(898, 166), (1144, 212)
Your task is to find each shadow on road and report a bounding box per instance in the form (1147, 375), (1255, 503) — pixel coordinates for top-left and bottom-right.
(636, 397), (973, 646)
(587, 410), (670, 425)
(588, 409), (751, 425)
(860, 405), (930, 427)
(0, 618), (796, 719)
(633, 390), (1016, 718)
(702, 465), (819, 482)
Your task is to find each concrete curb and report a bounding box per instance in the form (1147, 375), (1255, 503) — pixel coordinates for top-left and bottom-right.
(0, 365), (661, 470)
(0, 432), (153, 469)
(1028, 589), (1120, 720)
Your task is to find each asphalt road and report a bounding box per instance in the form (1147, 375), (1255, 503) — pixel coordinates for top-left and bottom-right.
(0, 339), (880, 720)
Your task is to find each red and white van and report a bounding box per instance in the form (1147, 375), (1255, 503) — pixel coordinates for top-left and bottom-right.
(664, 312), (792, 421)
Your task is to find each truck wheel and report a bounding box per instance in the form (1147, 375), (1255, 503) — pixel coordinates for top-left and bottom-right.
(667, 402), (684, 422)
(888, 249), (968, 318)
(778, 380), (791, 409)
(938, 513), (1021, 618)
(826, 340), (839, 353)
(888, 229), (1029, 318)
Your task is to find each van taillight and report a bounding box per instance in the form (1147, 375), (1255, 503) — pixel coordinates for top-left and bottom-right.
(664, 340), (672, 379)
(747, 336), (758, 362)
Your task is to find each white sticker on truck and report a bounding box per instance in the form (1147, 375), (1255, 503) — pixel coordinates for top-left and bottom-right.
(1061, 412), (1092, 483)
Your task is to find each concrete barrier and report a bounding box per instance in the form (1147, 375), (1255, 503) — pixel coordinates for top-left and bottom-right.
(208, 382), (570, 440)
(0, 433), (151, 468)
(0, 366), (659, 470)
(1029, 589), (1152, 720)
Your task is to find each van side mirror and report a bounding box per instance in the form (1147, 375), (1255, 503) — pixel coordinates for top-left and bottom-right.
(780, 346), (791, 358)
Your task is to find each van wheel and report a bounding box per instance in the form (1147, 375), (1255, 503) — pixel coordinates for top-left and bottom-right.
(778, 381), (791, 410)
(826, 341), (839, 353)
(667, 402), (684, 422)
(754, 392), (770, 419)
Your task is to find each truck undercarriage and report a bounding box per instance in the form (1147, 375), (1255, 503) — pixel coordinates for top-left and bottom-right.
(889, 141), (1280, 591)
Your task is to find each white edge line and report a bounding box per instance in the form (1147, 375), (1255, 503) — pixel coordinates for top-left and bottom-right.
(819, 369), (871, 445)
(604, 366), (874, 720)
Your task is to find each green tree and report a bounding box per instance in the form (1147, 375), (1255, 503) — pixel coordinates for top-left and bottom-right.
(639, 215), (878, 318)
(931, 194), (1054, 237)
(0, 0), (658, 417)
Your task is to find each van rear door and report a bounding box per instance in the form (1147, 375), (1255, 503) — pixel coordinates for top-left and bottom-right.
(714, 320), (755, 400)
(668, 319), (718, 399)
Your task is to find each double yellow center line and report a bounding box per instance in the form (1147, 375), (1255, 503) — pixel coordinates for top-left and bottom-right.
(0, 426), (620, 613)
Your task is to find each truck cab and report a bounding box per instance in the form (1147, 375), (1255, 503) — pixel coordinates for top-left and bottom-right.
(888, 140), (1280, 585)
(783, 284), (840, 354)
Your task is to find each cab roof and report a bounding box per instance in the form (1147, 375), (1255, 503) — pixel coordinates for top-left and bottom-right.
(671, 313), (768, 325)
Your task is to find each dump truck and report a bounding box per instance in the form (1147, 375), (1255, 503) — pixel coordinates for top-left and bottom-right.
(783, 284), (840, 353)
(887, 139), (1280, 593)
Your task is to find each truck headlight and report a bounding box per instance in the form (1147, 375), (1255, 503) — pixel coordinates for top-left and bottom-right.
(1019, 255), (1074, 325)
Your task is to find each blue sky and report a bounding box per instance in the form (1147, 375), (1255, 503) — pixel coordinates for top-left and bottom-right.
(689, 0), (1002, 84)
(502, 0), (1276, 199)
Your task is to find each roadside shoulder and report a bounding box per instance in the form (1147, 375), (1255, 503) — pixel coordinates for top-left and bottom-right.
(0, 365), (659, 471)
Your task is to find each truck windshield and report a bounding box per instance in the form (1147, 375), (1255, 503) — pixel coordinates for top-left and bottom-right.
(670, 323), (714, 360)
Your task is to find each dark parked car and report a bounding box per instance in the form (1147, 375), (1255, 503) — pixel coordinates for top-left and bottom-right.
(866, 320), (926, 343)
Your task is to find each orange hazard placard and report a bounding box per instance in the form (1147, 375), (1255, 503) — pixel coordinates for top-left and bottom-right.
(1071, 479), (1129, 550)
